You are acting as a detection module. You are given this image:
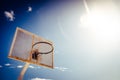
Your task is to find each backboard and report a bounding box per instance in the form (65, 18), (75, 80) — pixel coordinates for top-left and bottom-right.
(8, 27), (54, 69)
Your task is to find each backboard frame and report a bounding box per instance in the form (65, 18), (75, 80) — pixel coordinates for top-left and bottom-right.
(8, 27), (54, 69)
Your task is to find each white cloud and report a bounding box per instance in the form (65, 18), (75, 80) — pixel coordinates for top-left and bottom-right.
(0, 65), (2, 68)
(28, 6), (32, 12)
(16, 65), (34, 69)
(55, 66), (68, 71)
(5, 63), (11, 66)
(4, 10), (15, 21)
(3, 64), (36, 69)
(31, 78), (52, 80)
(29, 65), (34, 69)
(17, 65), (23, 68)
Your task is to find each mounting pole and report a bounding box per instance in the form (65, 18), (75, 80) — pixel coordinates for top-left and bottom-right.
(18, 63), (30, 80)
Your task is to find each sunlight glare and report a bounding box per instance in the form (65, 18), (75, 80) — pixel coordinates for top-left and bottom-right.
(80, 1), (120, 43)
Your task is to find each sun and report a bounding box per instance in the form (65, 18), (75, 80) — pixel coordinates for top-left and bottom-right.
(80, 1), (120, 43)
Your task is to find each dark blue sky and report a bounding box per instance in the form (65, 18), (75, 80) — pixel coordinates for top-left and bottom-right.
(1, 0), (120, 80)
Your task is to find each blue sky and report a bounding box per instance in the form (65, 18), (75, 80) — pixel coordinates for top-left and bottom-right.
(1, 0), (120, 80)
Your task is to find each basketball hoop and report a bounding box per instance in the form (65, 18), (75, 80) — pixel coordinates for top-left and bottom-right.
(32, 42), (54, 54)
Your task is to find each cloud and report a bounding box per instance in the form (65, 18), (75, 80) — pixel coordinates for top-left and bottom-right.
(29, 65), (34, 69)
(5, 63), (11, 66)
(16, 65), (35, 69)
(17, 65), (23, 68)
(4, 10), (15, 21)
(31, 78), (52, 80)
(0, 65), (2, 68)
(28, 6), (32, 12)
(55, 66), (68, 71)
(3, 63), (35, 69)
(17, 65), (35, 69)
